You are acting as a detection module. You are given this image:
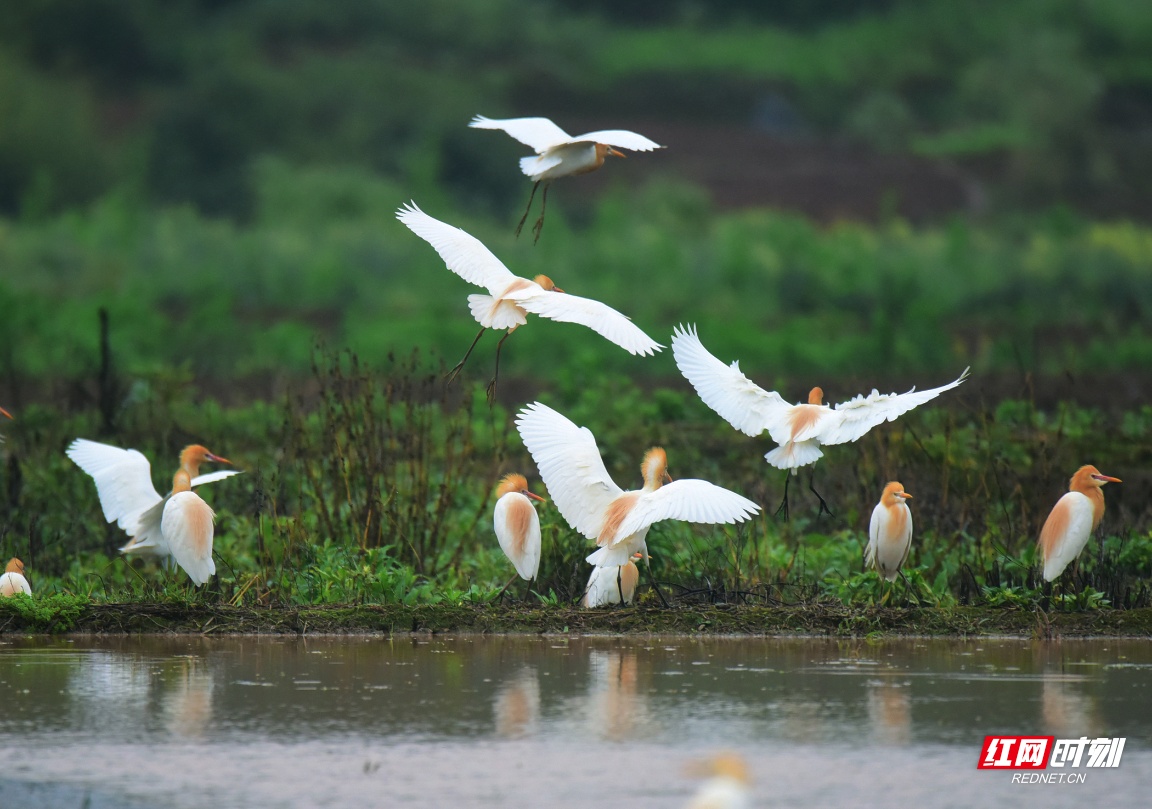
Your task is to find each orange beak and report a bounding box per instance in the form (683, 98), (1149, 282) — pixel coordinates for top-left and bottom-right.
(525, 491), (546, 503)
(551, 286), (565, 293)
(206, 452), (232, 465)
(897, 492), (913, 499)
(0, 407), (11, 420)
(607, 147), (626, 159)
(1093, 474), (1121, 484)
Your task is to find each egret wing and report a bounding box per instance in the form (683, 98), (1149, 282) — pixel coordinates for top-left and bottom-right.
(66, 439), (162, 531)
(567, 129), (663, 152)
(469, 115), (572, 153)
(818, 368), (970, 446)
(514, 290), (663, 356)
(397, 202), (518, 295)
(190, 469), (243, 487)
(1039, 492), (1095, 581)
(671, 325), (792, 439)
(611, 480), (760, 544)
(514, 402), (622, 540)
(162, 492), (216, 586)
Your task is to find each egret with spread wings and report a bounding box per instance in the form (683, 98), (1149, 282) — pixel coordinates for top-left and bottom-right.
(67, 440), (240, 585)
(672, 324), (968, 515)
(398, 202), (662, 400)
(515, 402), (759, 605)
(470, 115), (662, 242)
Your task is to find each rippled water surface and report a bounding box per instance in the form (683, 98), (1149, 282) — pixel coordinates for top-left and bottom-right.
(0, 634), (1149, 807)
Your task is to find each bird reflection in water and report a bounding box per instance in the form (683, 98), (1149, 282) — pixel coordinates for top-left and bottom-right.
(163, 656), (215, 739)
(587, 650), (647, 741)
(865, 680), (912, 745)
(493, 666), (540, 739)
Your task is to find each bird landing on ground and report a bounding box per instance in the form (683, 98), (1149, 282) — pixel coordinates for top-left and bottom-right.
(470, 115), (663, 243)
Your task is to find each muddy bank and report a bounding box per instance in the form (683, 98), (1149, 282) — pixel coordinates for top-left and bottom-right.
(1, 597), (1150, 638)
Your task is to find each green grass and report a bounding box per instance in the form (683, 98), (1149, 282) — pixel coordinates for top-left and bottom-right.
(1, 350), (1148, 612)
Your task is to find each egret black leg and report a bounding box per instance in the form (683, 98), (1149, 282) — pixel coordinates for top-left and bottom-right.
(774, 471), (792, 520)
(532, 183), (550, 244)
(446, 327), (487, 384)
(809, 472), (834, 518)
(486, 330), (513, 403)
(515, 182), (541, 238)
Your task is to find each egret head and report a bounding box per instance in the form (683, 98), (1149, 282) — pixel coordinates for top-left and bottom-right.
(807, 387), (824, 405)
(881, 481), (912, 505)
(641, 447), (671, 490)
(179, 445), (232, 475)
(497, 473), (545, 502)
(4, 558), (24, 575)
(1072, 465), (1121, 490)
(533, 274), (564, 293)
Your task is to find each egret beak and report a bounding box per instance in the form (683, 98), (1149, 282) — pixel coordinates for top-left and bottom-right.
(551, 285), (565, 293)
(0, 407), (11, 419)
(525, 491), (546, 502)
(664, 471), (674, 484)
(607, 148), (626, 159)
(897, 492), (913, 499)
(1093, 474), (1121, 484)
(206, 453), (232, 465)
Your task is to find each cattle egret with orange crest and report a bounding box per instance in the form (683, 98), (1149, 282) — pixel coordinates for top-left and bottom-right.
(0, 558), (31, 597)
(515, 402), (759, 605)
(469, 115), (662, 242)
(398, 202), (661, 400)
(494, 473), (545, 591)
(67, 440), (240, 585)
(865, 482), (914, 586)
(672, 324), (968, 514)
(1038, 465), (1121, 582)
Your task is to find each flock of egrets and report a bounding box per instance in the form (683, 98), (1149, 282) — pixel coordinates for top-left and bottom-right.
(0, 117), (1121, 612)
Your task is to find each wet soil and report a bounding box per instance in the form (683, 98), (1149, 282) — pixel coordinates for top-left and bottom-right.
(2, 598), (1149, 638)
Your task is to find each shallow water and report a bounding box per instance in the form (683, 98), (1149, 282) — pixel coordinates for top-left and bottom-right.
(0, 634), (1148, 808)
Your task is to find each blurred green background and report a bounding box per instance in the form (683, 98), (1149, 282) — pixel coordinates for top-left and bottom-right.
(1, 0), (1150, 394)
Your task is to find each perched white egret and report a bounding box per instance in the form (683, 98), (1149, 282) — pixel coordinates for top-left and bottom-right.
(515, 402), (759, 605)
(397, 202), (662, 399)
(494, 473), (545, 584)
(470, 114), (663, 242)
(67, 440), (240, 585)
(0, 558), (31, 597)
(1038, 465), (1121, 582)
(582, 553), (642, 607)
(865, 481), (914, 582)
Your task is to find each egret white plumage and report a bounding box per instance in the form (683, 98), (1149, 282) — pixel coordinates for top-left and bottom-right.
(1038, 465), (1121, 582)
(672, 323), (968, 514)
(494, 473), (545, 591)
(515, 402), (759, 605)
(470, 114), (663, 242)
(397, 202), (661, 400)
(582, 553), (642, 607)
(67, 440), (240, 585)
(865, 481), (914, 593)
(0, 558), (31, 597)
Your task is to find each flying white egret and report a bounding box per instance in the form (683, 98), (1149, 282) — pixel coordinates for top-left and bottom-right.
(671, 323), (968, 515)
(515, 401), (759, 605)
(67, 440), (240, 585)
(397, 202), (662, 400)
(470, 114), (663, 242)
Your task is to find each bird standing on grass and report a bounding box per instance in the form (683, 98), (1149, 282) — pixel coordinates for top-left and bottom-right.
(671, 323), (969, 515)
(865, 481), (914, 590)
(67, 440), (239, 585)
(1038, 465), (1121, 582)
(582, 553), (643, 607)
(515, 402), (759, 605)
(470, 114), (663, 242)
(397, 203), (662, 400)
(494, 473), (545, 595)
(0, 558), (31, 597)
